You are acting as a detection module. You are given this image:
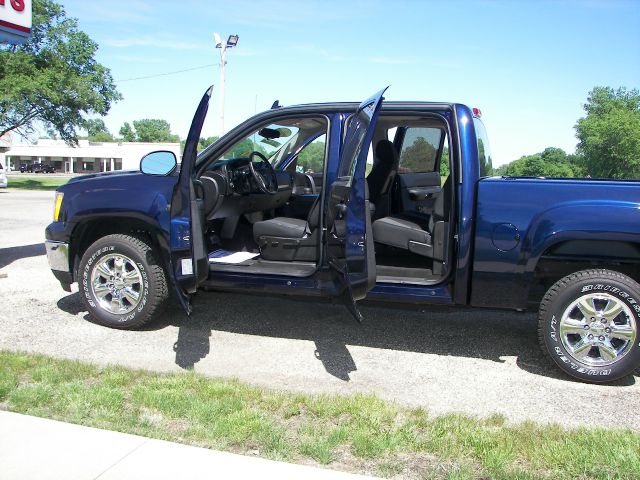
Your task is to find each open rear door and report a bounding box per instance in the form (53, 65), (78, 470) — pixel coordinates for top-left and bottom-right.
(169, 87), (212, 314)
(326, 87), (387, 322)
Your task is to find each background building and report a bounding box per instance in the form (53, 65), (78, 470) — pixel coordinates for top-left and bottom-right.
(1, 139), (181, 173)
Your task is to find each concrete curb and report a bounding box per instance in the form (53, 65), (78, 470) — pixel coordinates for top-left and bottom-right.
(0, 411), (379, 480)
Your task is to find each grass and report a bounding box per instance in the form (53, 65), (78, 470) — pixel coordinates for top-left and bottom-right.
(7, 176), (69, 190)
(1, 351), (638, 480)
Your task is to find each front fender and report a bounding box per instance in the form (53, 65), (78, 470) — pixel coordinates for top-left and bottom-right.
(61, 174), (177, 280)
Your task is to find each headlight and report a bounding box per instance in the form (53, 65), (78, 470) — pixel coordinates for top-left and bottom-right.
(53, 191), (64, 221)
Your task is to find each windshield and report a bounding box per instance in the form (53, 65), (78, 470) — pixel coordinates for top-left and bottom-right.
(212, 117), (327, 168)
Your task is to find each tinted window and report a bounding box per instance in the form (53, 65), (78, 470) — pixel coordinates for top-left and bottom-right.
(473, 118), (493, 177)
(339, 99), (378, 182)
(398, 127), (443, 173)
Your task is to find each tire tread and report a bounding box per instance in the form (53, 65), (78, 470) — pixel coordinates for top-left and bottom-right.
(538, 268), (640, 382)
(79, 233), (168, 329)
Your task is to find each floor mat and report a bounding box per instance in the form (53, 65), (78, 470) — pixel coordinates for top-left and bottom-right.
(208, 249), (260, 264)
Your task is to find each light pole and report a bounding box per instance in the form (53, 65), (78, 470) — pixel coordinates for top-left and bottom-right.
(214, 33), (239, 135)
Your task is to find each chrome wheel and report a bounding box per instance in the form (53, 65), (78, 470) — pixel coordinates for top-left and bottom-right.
(560, 293), (637, 367)
(90, 254), (143, 314)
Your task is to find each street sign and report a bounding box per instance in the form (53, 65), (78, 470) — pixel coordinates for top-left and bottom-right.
(0, 0), (32, 45)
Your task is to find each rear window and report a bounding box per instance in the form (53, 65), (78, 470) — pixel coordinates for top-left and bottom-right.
(473, 118), (493, 177)
(398, 127), (444, 173)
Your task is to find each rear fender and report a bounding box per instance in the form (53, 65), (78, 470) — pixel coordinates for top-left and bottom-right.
(522, 201), (640, 271)
(518, 201), (640, 303)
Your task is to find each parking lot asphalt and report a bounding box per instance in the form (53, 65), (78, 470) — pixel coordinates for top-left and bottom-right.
(1, 188), (639, 429)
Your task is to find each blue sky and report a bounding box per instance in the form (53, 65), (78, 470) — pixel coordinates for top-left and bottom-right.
(62, 0), (640, 166)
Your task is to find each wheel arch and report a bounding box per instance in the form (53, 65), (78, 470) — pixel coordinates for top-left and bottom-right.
(70, 215), (171, 282)
(520, 202), (640, 305)
(528, 239), (640, 305)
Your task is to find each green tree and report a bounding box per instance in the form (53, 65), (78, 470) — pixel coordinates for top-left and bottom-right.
(84, 119), (107, 137)
(575, 86), (640, 179)
(399, 137), (438, 173)
(132, 119), (180, 143)
(222, 139), (268, 159)
(181, 136), (220, 152)
(89, 131), (114, 142)
(226, 139), (255, 158)
(118, 119), (180, 143)
(0, 0), (121, 144)
(119, 122), (136, 142)
(440, 148), (450, 178)
(84, 119), (113, 142)
(199, 136), (219, 150)
(297, 141), (325, 173)
(496, 148), (582, 178)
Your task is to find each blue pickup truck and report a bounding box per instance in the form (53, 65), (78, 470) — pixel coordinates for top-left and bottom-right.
(45, 87), (640, 383)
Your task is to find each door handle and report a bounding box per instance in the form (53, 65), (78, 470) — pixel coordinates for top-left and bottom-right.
(335, 203), (347, 218)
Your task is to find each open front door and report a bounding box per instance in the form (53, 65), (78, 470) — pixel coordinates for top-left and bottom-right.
(169, 87), (212, 314)
(326, 87), (387, 322)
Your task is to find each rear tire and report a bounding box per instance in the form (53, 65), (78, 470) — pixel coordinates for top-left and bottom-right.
(538, 269), (640, 383)
(78, 234), (168, 329)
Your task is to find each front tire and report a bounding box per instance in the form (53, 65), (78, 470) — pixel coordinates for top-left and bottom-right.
(538, 269), (640, 383)
(78, 234), (168, 329)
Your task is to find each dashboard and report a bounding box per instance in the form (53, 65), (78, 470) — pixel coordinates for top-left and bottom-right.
(200, 157), (294, 219)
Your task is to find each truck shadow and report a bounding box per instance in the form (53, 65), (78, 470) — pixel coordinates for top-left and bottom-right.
(57, 291), (635, 386)
(0, 243), (45, 269)
(165, 292), (637, 386)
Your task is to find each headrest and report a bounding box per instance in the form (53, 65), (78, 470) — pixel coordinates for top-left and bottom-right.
(375, 140), (397, 165)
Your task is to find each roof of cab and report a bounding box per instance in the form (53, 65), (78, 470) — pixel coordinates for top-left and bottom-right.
(273, 101), (457, 113)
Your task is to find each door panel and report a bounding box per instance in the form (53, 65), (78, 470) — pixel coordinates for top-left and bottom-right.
(326, 87), (387, 318)
(169, 87), (212, 313)
(396, 171), (441, 223)
(393, 125), (446, 222)
(283, 172), (323, 219)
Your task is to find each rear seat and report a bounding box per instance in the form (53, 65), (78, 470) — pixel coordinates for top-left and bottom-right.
(372, 216), (433, 257)
(372, 176), (451, 266)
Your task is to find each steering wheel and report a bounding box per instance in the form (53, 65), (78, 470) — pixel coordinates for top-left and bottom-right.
(248, 151), (277, 194)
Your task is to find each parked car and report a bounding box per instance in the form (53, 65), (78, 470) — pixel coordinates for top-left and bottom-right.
(0, 163), (7, 188)
(32, 163), (55, 174)
(45, 87), (640, 383)
(19, 163), (30, 173)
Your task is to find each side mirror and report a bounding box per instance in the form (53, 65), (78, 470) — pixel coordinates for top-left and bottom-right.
(140, 151), (177, 176)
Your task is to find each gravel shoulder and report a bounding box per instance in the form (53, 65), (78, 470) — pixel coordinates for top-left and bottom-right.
(1, 189), (639, 429)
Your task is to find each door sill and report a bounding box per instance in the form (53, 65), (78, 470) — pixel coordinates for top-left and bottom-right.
(209, 257), (317, 277)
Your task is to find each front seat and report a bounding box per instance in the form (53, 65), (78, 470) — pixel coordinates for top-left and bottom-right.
(252, 197), (321, 261)
(366, 139), (398, 218)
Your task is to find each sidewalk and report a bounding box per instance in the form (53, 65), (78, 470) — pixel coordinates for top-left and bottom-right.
(0, 411), (378, 480)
